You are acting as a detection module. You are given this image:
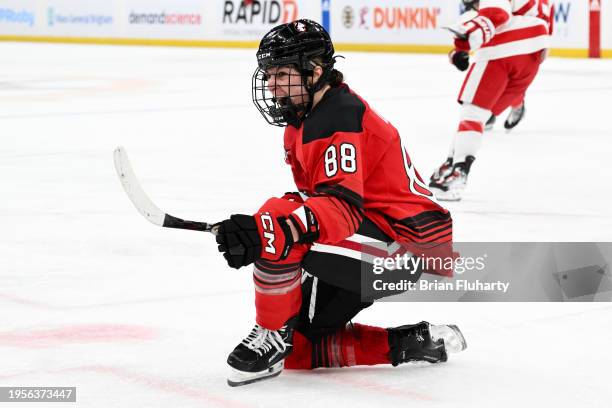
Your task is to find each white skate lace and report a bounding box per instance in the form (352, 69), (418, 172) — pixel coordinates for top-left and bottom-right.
(433, 160), (453, 181)
(241, 324), (289, 356)
(445, 167), (467, 183)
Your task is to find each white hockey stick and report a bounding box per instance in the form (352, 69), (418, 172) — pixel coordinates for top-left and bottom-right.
(113, 146), (217, 234)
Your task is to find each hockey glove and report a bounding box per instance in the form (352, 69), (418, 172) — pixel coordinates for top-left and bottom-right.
(449, 50), (470, 72)
(286, 205), (320, 244)
(215, 213), (295, 269)
(448, 15), (495, 51)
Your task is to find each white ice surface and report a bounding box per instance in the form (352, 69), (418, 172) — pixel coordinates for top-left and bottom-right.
(1, 43), (611, 408)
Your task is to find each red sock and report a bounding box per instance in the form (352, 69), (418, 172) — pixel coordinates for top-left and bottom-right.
(254, 260), (303, 330)
(253, 197), (309, 330)
(285, 331), (312, 369)
(285, 323), (390, 369)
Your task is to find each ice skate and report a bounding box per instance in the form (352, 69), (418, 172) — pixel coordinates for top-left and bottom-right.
(226, 318), (297, 387)
(387, 321), (448, 366)
(428, 156), (475, 201)
(429, 158), (454, 185)
(504, 102), (525, 132)
(484, 114), (496, 131)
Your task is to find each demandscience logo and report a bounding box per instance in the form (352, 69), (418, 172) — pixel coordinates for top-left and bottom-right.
(129, 11), (202, 25)
(47, 8), (113, 26)
(0, 8), (35, 26)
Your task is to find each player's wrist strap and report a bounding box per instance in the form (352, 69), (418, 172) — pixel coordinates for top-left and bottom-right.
(288, 205), (320, 244)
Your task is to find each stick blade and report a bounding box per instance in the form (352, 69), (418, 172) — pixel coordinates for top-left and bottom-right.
(113, 146), (166, 227)
(442, 26), (468, 40)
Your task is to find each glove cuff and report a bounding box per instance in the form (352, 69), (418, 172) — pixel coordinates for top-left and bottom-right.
(281, 191), (307, 203)
(287, 205), (320, 244)
(463, 15), (495, 49)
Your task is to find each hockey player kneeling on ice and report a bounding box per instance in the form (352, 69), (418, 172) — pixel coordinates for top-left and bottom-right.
(215, 19), (466, 387)
(429, 0), (553, 201)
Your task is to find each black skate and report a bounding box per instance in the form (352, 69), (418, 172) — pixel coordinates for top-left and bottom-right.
(484, 114), (496, 131)
(428, 156), (475, 201)
(504, 102), (525, 131)
(388, 321), (447, 366)
(388, 321), (467, 366)
(429, 158), (453, 186)
(226, 318), (297, 387)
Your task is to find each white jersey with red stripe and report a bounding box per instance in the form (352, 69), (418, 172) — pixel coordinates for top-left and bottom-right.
(471, 0), (553, 62)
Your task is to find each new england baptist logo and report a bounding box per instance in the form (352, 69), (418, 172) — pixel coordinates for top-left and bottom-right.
(0, 8), (35, 26)
(47, 8), (113, 26)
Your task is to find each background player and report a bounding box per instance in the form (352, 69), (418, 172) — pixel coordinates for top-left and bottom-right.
(430, 0), (554, 201)
(214, 20), (466, 386)
(451, 0), (529, 132)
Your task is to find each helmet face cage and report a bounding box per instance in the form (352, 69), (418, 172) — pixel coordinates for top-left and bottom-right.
(252, 19), (335, 127)
(252, 64), (311, 128)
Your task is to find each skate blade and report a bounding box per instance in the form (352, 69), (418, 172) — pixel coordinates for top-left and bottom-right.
(227, 360), (284, 387)
(430, 187), (463, 202)
(445, 324), (467, 353)
(432, 324), (467, 353)
(504, 112), (524, 133)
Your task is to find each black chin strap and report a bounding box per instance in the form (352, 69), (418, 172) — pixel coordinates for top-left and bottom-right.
(285, 62), (334, 126)
(303, 67), (331, 114)
(281, 56), (341, 127)
(280, 100), (306, 128)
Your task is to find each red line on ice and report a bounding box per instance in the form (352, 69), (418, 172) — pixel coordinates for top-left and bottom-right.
(0, 324), (158, 348)
(65, 365), (252, 408)
(0, 366), (252, 408)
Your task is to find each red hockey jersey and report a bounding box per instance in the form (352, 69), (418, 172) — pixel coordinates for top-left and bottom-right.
(283, 83), (452, 246)
(467, 0), (554, 62)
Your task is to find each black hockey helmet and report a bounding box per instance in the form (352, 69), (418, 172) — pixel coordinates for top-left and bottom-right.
(256, 19), (334, 73)
(252, 19), (337, 127)
(461, 0), (479, 11)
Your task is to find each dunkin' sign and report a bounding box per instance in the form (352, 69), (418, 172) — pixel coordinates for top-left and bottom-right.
(331, 0), (459, 44)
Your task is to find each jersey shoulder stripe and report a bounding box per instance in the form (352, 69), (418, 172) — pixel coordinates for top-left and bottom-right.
(303, 85), (366, 145)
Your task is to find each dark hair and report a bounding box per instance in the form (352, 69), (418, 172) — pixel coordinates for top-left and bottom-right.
(328, 69), (344, 87)
(312, 57), (344, 87)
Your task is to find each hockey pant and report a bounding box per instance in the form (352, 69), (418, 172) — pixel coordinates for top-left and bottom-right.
(451, 50), (544, 162)
(253, 196), (396, 368)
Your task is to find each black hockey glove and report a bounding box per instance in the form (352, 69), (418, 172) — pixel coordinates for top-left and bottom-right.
(215, 215), (261, 269)
(449, 50), (470, 72)
(215, 213), (295, 269)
